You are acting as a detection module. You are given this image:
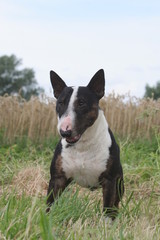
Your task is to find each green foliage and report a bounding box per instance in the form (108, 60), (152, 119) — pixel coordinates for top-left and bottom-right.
(0, 136), (160, 239)
(0, 54), (44, 100)
(144, 81), (160, 99)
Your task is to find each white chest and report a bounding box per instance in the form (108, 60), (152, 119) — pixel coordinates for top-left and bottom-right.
(61, 111), (112, 187)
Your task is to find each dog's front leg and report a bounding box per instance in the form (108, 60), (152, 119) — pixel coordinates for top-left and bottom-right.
(46, 175), (68, 213)
(102, 178), (120, 220)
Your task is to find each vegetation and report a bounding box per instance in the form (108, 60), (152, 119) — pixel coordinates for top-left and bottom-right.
(0, 92), (160, 239)
(144, 81), (160, 100)
(0, 94), (159, 145)
(0, 135), (159, 239)
(0, 55), (44, 100)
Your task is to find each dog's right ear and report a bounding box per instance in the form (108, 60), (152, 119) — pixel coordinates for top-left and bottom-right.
(50, 70), (67, 99)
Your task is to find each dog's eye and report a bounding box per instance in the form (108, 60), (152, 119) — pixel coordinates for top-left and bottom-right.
(78, 99), (85, 107)
(58, 101), (64, 106)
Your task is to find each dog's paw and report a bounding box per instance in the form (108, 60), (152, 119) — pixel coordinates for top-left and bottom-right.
(104, 217), (113, 226)
(100, 216), (113, 227)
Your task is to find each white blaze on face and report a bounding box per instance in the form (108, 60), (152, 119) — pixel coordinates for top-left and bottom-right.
(57, 87), (78, 134)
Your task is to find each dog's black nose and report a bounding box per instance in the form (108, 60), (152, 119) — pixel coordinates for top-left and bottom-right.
(60, 129), (72, 138)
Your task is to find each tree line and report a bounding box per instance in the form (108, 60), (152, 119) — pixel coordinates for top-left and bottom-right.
(0, 55), (44, 100)
(0, 54), (160, 100)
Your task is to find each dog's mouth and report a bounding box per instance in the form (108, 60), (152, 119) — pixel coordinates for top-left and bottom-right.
(66, 134), (81, 144)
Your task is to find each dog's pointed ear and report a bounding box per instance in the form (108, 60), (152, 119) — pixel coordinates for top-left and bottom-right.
(87, 69), (105, 100)
(50, 70), (67, 99)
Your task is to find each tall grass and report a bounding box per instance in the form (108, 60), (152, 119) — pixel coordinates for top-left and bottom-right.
(0, 136), (159, 239)
(0, 94), (160, 144)
(100, 93), (160, 139)
(0, 95), (57, 144)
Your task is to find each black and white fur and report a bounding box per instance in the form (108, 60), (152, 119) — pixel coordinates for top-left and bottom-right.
(47, 69), (124, 220)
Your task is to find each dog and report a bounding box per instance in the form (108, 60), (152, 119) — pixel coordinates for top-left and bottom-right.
(47, 69), (124, 220)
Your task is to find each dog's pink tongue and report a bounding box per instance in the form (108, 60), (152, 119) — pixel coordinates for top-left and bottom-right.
(73, 135), (80, 141)
(66, 134), (81, 143)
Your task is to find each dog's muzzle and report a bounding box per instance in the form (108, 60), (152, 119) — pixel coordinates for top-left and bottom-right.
(60, 129), (81, 144)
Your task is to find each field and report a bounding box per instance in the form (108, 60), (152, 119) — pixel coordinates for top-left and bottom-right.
(0, 94), (160, 143)
(0, 95), (160, 239)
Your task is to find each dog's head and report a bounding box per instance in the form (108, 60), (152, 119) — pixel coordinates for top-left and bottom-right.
(50, 69), (105, 144)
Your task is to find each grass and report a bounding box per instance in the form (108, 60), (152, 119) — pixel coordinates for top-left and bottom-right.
(0, 135), (160, 239)
(0, 94), (160, 143)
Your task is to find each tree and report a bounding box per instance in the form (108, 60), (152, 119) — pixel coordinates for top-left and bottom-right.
(0, 54), (44, 100)
(144, 81), (160, 100)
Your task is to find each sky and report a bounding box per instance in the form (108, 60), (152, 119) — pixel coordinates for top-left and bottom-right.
(0, 0), (160, 98)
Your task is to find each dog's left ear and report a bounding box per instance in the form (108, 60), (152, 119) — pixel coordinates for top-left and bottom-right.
(87, 69), (105, 100)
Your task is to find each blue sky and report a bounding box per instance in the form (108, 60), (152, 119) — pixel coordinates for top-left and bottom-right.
(1, 0), (160, 97)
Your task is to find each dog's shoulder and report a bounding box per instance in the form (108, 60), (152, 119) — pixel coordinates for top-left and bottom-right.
(99, 128), (123, 181)
(108, 128), (120, 159)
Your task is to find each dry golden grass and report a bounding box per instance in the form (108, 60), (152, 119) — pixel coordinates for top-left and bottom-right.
(0, 94), (57, 143)
(0, 165), (48, 198)
(0, 93), (160, 142)
(100, 93), (160, 138)
(12, 165), (48, 197)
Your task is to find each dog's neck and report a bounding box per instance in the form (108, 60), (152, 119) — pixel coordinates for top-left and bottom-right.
(81, 109), (108, 141)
